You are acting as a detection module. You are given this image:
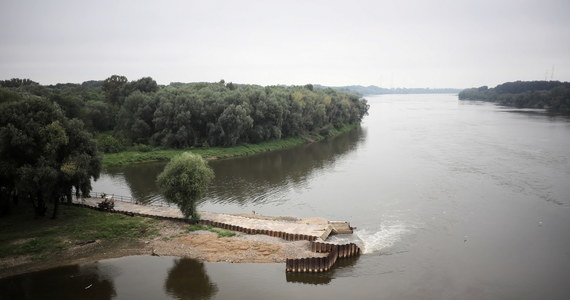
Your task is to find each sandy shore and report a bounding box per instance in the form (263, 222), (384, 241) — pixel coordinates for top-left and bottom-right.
(0, 218), (325, 279)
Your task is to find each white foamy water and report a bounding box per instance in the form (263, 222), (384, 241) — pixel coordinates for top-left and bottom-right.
(355, 222), (411, 254)
(328, 220), (412, 254)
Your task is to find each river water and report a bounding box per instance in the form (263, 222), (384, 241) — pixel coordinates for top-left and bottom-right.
(3, 94), (570, 299)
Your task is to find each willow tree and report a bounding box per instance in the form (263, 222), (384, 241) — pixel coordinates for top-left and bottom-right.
(0, 98), (101, 218)
(156, 152), (214, 222)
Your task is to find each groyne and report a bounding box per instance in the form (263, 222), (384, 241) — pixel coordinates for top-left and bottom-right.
(70, 195), (361, 272)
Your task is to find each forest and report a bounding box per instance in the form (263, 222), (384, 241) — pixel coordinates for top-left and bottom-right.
(0, 76), (368, 217)
(0, 76), (369, 153)
(458, 80), (570, 114)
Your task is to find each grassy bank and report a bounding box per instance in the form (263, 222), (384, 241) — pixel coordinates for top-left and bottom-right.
(103, 123), (359, 167)
(0, 205), (158, 265)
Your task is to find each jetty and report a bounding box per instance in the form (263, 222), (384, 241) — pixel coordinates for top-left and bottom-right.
(72, 194), (361, 272)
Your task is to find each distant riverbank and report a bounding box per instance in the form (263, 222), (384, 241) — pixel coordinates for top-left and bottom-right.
(103, 123), (359, 167)
(458, 80), (570, 114)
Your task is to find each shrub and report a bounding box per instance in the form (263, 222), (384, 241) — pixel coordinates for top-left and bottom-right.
(97, 134), (126, 153)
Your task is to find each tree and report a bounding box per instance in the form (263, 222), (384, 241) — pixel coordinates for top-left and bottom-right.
(0, 78), (38, 88)
(0, 98), (101, 218)
(123, 77), (159, 95)
(102, 75), (128, 106)
(81, 100), (115, 132)
(216, 104), (253, 146)
(116, 91), (157, 144)
(152, 96), (193, 147)
(156, 152), (214, 222)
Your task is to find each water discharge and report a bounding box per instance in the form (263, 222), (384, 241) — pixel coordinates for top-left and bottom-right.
(355, 222), (412, 254)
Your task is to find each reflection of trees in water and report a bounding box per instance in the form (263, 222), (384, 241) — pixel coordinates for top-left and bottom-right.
(0, 263), (116, 300)
(285, 256), (360, 285)
(164, 258), (218, 300)
(201, 126), (367, 205)
(105, 162), (165, 202)
(102, 127), (367, 206)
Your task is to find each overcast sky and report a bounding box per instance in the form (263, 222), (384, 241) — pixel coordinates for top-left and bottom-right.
(1, 0), (569, 88)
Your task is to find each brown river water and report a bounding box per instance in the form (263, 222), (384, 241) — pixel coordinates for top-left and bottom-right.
(2, 94), (570, 299)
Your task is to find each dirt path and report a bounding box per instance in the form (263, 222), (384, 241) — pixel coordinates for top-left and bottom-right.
(77, 198), (337, 239)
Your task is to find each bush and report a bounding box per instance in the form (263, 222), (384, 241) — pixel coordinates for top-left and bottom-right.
(319, 124), (335, 136)
(97, 134), (126, 153)
(132, 143), (153, 152)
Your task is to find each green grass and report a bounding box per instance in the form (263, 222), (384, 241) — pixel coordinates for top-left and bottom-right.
(185, 224), (237, 238)
(211, 228), (236, 238)
(103, 137), (304, 167)
(102, 123), (360, 167)
(0, 205), (158, 260)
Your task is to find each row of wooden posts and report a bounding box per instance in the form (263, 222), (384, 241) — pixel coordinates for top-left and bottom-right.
(199, 220), (362, 273)
(286, 242), (361, 273)
(199, 219), (318, 241)
(70, 200), (362, 273)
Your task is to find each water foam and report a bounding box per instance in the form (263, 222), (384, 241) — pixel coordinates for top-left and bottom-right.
(355, 221), (411, 254)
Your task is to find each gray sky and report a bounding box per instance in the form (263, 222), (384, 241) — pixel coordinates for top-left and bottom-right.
(1, 0), (569, 88)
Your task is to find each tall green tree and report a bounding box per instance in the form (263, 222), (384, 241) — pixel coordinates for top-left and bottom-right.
(0, 98), (101, 218)
(116, 91), (157, 144)
(156, 152), (214, 222)
(102, 75), (128, 106)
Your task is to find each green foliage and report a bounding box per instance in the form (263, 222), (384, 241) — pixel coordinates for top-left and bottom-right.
(110, 82), (368, 148)
(186, 224), (208, 232)
(210, 228), (236, 238)
(0, 98), (101, 218)
(102, 75), (128, 106)
(0, 78), (38, 88)
(132, 143), (153, 152)
(116, 91), (157, 144)
(185, 224), (236, 237)
(96, 134), (126, 153)
(123, 76), (159, 95)
(0, 76), (370, 157)
(459, 81), (570, 114)
(157, 152), (214, 221)
(319, 124), (335, 136)
(102, 135), (310, 167)
(81, 100), (115, 132)
(0, 88), (24, 105)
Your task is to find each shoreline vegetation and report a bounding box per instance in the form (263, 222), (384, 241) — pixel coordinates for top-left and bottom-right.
(0, 77), (369, 155)
(103, 123), (359, 167)
(458, 80), (570, 114)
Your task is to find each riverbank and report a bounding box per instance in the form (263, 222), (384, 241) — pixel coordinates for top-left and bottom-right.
(103, 124), (359, 167)
(0, 205), (323, 279)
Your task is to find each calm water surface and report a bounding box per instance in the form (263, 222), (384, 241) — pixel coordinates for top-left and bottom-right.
(3, 94), (570, 299)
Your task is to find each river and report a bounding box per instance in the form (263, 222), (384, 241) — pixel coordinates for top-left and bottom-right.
(3, 94), (570, 299)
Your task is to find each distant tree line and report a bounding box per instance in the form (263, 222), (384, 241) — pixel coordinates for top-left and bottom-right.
(0, 76), (369, 153)
(458, 81), (570, 114)
(314, 84), (461, 96)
